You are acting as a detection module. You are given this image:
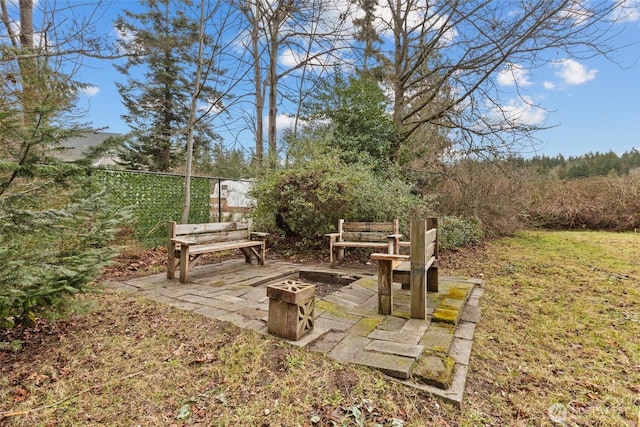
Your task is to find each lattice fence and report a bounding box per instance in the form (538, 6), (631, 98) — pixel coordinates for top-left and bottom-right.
(92, 170), (211, 247)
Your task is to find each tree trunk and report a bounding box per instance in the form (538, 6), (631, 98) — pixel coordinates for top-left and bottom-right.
(252, 18), (264, 168)
(267, 17), (279, 169)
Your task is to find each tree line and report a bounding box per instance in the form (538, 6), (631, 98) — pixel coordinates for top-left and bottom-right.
(517, 149), (640, 179)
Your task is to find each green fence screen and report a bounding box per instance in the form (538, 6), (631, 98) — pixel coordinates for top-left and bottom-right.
(93, 170), (211, 247)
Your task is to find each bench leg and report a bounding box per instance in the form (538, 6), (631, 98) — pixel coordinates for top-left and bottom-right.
(330, 246), (345, 268)
(240, 247), (252, 263)
(240, 244), (266, 265)
(167, 244), (176, 279)
(179, 245), (190, 284)
(330, 245), (335, 268)
(258, 243), (265, 265)
(427, 265), (439, 293)
(377, 259), (393, 315)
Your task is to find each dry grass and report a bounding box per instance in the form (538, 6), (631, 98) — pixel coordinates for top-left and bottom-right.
(1, 292), (454, 426)
(2, 231), (639, 426)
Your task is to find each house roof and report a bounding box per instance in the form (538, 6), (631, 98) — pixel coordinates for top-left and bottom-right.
(57, 132), (121, 165)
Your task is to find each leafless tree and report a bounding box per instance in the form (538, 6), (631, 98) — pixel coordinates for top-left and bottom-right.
(372, 0), (630, 160)
(180, 0), (252, 222)
(234, 0), (353, 169)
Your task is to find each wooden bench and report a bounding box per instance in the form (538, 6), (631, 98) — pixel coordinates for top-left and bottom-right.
(326, 219), (402, 267)
(371, 218), (439, 318)
(167, 219), (268, 283)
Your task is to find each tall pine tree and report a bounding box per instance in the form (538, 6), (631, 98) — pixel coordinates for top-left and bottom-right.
(114, 0), (224, 172)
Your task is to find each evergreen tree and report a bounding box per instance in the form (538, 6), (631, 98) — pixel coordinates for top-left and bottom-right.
(114, 0), (224, 172)
(297, 72), (395, 169)
(208, 142), (253, 179)
(621, 148), (640, 171)
(1, 2), (127, 327)
(352, 0), (382, 72)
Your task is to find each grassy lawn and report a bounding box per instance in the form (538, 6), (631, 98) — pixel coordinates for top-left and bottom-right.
(1, 231), (639, 426)
(451, 231), (640, 426)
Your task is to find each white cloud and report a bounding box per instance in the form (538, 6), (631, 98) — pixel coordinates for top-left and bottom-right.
(557, 0), (594, 25)
(614, 0), (640, 22)
(275, 113), (297, 131)
(487, 96), (548, 127)
(543, 81), (556, 90)
(279, 48), (337, 71)
(279, 49), (300, 68)
(497, 63), (533, 87)
(552, 59), (598, 85)
(80, 85), (100, 97)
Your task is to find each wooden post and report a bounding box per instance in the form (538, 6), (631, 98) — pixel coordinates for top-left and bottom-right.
(410, 218), (427, 319)
(377, 259), (393, 315)
(370, 253), (409, 316)
(427, 217), (439, 293)
(337, 219), (345, 264)
(267, 280), (315, 340)
(179, 244), (190, 284)
(167, 221), (176, 279)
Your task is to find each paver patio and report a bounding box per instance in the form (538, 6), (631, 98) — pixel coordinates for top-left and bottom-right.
(107, 258), (483, 407)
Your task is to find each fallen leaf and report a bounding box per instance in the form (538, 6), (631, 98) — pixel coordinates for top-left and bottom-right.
(13, 386), (29, 403)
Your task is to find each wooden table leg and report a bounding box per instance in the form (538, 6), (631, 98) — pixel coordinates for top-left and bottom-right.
(378, 259), (393, 315)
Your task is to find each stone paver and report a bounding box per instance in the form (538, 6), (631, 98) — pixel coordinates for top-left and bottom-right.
(401, 318), (431, 339)
(420, 324), (456, 353)
(460, 305), (482, 323)
(412, 352), (455, 389)
(351, 351), (415, 379)
(327, 334), (372, 362)
(308, 331), (346, 353)
(111, 258), (483, 407)
(193, 305), (227, 319)
(365, 340), (424, 358)
(453, 321), (476, 340)
(314, 316), (355, 332)
(450, 337), (473, 366)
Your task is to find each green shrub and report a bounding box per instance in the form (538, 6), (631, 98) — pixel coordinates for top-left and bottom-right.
(251, 153), (426, 248)
(439, 216), (484, 250)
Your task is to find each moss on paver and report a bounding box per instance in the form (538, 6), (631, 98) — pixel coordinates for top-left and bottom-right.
(432, 305), (459, 324)
(315, 299), (361, 322)
(350, 317), (384, 336)
(446, 287), (468, 300)
(420, 323), (455, 353)
(413, 350), (456, 389)
(352, 277), (377, 291)
(393, 310), (411, 319)
(432, 286), (471, 325)
(427, 293), (445, 307)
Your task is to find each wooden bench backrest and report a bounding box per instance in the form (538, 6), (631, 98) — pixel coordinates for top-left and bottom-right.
(424, 228), (437, 258)
(340, 219), (399, 243)
(404, 220), (438, 258)
(170, 219), (253, 245)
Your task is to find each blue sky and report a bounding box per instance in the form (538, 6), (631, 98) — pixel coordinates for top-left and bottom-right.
(68, 1), (640, 159)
